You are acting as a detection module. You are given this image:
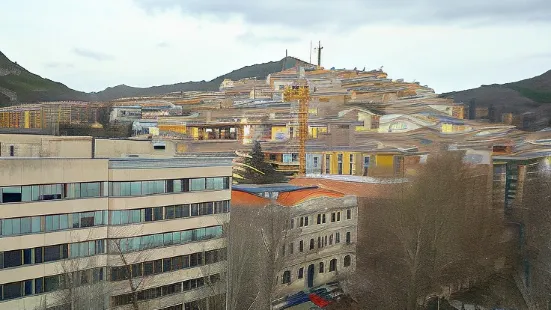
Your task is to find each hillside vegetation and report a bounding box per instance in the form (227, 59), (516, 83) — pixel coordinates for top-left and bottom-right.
(0, 50), (310, 104)
(91, 57), (309, 101)
(441, 70), (551, 113)
(0, 51), (89, 106)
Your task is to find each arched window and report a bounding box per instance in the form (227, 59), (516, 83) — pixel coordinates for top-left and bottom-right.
(282, 271), (291, 284)
(329, 259), (337, 272)
(298, 267), (304, 279)
(319, 262), (324, 273)
(344, 255), (351, 267)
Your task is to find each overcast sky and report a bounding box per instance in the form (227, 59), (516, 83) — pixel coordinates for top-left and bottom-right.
(1, 0), (550, 93)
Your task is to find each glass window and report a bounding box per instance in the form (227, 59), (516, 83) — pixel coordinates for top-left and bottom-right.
(21, 186), (32, 202)
(173, 180), (182, 192)
(94, 211), (103, 225)
(111, 211), (121, 225)
(31, 216), (41, 233)
(44, 245), (62, 262)
(52, 215), (60, 231)
(59, 215), (69, 230)
(44, 275), (60, 292)
(20, 217), (31, 234)
(347, 209), (351, 220)
(153, 207), (163, 221)
(191, 204), (199, 217)
(164, 233), (173, 245)
(206, 178), (215, 190)
(2, 186), (22, 203)
(2, 281), (22, 300)
(81, 212), (95, 228)
(166, 206), (175, 219)
(131, 210), (141, 223)
(4, 250), (22, 268)
(130, 182), (142, 196)
(190, 178), (206, 191)
(35, 278), (43, 294)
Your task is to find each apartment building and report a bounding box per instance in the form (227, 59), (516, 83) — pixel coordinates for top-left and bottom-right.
(0, 157), (232, 310)
(230, 184), (357, 309)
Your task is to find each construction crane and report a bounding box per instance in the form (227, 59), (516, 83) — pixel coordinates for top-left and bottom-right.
(283, 77), (310, 176)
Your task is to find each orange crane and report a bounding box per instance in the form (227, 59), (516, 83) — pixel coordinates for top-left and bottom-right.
(283, 78), (310, 176)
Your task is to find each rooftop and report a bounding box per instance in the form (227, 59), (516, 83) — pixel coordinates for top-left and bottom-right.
(107, 157), (234, 169)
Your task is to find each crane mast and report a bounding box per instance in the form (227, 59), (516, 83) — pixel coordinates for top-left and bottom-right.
(283, 80), (310, 176)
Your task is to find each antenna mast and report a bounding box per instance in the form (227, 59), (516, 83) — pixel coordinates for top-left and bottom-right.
(317, 41), (323, 68)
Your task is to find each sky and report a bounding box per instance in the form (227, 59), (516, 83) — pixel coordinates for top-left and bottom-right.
(1, 0), (550, 94)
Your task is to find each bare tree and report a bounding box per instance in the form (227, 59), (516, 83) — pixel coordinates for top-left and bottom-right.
(227, 203), (294, 310)
(519, 163), (551, 309)
(349, 151), (507, 309)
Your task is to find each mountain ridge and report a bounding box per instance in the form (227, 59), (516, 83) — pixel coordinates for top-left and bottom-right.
(0, 51), (310, 105)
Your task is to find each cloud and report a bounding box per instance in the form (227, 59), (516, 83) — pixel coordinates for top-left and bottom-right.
(73, 48), (115, 61)
(134, 0), (551, 30)
(237, 31), (301, 44)
(157, 41), (170, 48)
(44, 62), (74, 68)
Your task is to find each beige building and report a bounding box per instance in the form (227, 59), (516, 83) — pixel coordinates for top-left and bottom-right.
(0, 157), (232, 310)
(231, 184), (357, 309)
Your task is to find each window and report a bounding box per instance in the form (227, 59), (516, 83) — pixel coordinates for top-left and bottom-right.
(325, 154), (330, 174)
(282, 271), (291, 284)
(317, 214), (321, 224)
(281, 244), (286, 257)
(346, 232), (351, 244)
(9, 145), (14, 157)
(329, 259), (337, 272)
(3, 281), (22, 300)
(313, 157), (318, 167)
(299, 240), (304, 252)
(298, 267), (304, 279)
(289, 243), (294, 255)
(337, 212), (341, 221)
(347, 209), (351, 220)
(304, 216), (309, 226)
(337, 154), (343, 175)
(290, 218), (294, 229)
(331, 213), (336, 222)
(363, 156), (370, 176)
(344, 255), (351, 267)
(322, 214), (326, 223)
(309, 239), (315, 250)
(319, 262), (324, 273)
(335, 232), (340, 243)
(349, 154), (354, 175)
(329, 234), (333, 245)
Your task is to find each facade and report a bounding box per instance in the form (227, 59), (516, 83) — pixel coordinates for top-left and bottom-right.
(0, 157), (232, 310)
(231, 184), (357, 309)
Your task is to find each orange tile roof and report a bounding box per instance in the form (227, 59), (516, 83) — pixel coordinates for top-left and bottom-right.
(289, 178), (398, 199)
(231, 189), (270, 207)
(276, 188), (345, 207)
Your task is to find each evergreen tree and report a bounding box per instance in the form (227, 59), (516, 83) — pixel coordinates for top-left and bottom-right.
(242, 140), (286, 184)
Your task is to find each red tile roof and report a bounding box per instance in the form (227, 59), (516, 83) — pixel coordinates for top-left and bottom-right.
(289, 178), (398, 199)
(276, 188), (345, 207)
(231, 190), (270, 207)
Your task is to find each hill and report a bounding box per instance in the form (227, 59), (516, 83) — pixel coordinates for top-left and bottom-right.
(0, 51), (89, 107)
(0, 50), (310, 104)
(441, 70), (551, 114)
(90, 56), (309, 101)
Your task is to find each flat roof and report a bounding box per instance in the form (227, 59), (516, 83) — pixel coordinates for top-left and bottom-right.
(232, 184), (317, 193)
(108, 157), (234, 169)
(0, 157), (232, 170)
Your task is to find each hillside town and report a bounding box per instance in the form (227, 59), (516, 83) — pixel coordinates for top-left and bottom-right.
(2, 61), (551, 310)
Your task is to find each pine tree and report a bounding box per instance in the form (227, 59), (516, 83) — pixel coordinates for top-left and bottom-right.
(242, 140), (286, 184)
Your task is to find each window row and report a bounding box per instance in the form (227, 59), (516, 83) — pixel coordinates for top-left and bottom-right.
(281, 256), (352, 285)
(110, 248), (226, 281)
(0, 267), (105, 301)
(111, 273), (223, 307)
(0, 177), (231, 204)
(290, 209), (353, 229)
(0, 182), (107, 204)
(110, 225), (223, 254)
(283, 231), (352, 256)
(109, 200), (230, 225)
(1, 210), (108, 237)
(109, 177), (230, 197)
(0, 240), (106, 269)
